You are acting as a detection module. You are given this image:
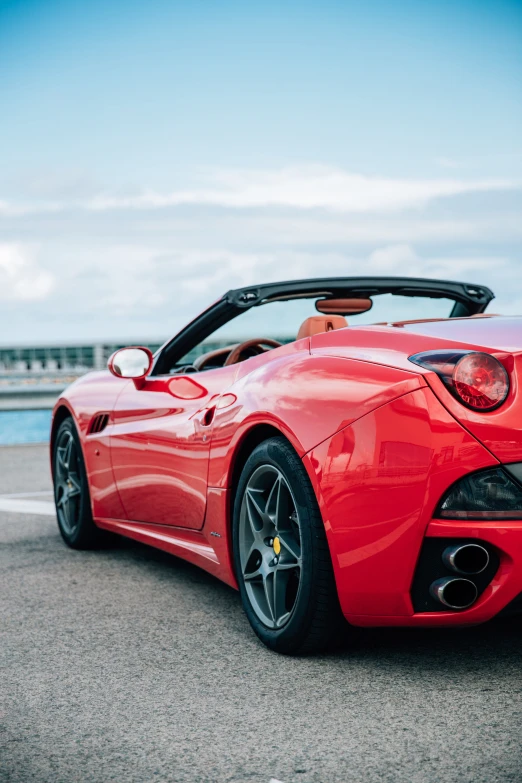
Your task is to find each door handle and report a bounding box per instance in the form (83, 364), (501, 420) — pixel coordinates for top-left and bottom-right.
(199, 406), (216, 427)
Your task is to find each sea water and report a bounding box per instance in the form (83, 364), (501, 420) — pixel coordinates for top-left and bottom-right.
(0, 410), (53, 445)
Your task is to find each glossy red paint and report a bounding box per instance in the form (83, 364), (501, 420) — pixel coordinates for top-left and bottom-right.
(110, 364), (238, 529)
(417, 355), (522, 464)
(208, 349), (427, 488)
(312, 316), (522, 464)
(303, 387), (499, 620)
(52, 372), (128, 520)
(400, 314), (522, 352)
(51, 311), (522, 629)
(96, 486), (238, 587)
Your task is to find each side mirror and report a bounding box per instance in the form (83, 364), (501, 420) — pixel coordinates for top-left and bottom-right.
(108, 347), (153, 384)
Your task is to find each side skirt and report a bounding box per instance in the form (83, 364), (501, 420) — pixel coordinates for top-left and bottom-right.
(95, 487), (238, 589)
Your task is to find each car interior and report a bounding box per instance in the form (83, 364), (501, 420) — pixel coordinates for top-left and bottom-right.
(177, 297), (372, 373)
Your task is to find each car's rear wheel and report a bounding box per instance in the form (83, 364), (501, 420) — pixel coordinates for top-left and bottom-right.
(233, 436), (343, 654)
(53, 417), (109, 549)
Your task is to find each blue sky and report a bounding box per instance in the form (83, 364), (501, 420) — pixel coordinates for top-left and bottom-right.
(0, 0), (521, 342)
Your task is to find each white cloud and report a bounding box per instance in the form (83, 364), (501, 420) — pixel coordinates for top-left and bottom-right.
(0, 201), (64, 217)
(86, 165), (518, 214)
(365, 244), (513, 286)
(1, 237), (520, 343)
(0, 243), (54, 301)
(0, 165), (518, 217)
(64, 244), (514, 320)
(0, 164), (520, 342)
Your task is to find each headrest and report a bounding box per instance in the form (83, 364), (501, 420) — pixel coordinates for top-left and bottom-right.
(297, 315), (348, 340)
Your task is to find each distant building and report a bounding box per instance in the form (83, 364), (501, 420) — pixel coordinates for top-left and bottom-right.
(0, 337), (292, 375)
(0, 341), (164, 374)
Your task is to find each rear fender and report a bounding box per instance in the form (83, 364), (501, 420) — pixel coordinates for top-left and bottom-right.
(208, 352), (426, 488)
(303, 386), (499, 620)
(419, 353), (522, 463)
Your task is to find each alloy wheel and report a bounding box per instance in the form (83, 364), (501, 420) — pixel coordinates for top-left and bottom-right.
(238, 464), (302, 629)
(54, 429), (82, 536)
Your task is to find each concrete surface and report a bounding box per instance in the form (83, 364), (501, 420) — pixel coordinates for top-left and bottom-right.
(1, 444), (521, 783)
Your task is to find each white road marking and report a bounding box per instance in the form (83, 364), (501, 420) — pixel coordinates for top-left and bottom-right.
(0, 498), (56, 516)
(0, 490), (53, 498)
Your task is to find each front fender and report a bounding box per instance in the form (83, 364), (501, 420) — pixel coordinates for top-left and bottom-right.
(51, 371), (128, 520)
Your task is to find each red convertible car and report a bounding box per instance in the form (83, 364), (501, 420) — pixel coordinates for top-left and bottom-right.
(51, 276), (522, 653)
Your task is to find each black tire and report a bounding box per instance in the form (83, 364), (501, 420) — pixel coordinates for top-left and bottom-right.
(52, 417), (110, 549)
(232, 436), (343, 654)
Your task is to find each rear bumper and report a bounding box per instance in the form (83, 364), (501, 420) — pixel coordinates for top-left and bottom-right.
(349, 520), (522, 627)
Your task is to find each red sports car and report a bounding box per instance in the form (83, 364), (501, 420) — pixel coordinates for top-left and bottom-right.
(51, 276), (522, 654)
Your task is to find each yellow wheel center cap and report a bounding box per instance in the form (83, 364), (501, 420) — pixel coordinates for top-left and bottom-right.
(273, 536), (281, 556)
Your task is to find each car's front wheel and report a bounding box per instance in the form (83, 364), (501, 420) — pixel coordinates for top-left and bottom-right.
(233, 436), (343, 654)
(52, 417), (109, 549)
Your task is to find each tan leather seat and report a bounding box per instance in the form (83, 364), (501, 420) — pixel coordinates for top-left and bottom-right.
(296, 315), (348, 340)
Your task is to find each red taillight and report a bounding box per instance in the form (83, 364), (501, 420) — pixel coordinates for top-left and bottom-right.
(409, 350), (510, 412)
(452, 353), (509, 411)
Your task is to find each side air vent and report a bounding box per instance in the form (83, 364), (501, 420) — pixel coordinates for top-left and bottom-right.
(88, 413), (110, 434)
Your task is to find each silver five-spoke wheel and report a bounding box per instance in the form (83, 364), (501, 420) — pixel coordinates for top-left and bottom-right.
(54, 428), (83, 536)
(239, 464), (302, 629)
(53, 417), (110, 549)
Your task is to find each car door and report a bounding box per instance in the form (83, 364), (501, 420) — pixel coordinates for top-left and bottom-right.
(109, 365), (238, 529)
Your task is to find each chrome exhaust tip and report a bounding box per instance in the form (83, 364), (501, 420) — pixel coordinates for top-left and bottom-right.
(442, 543), (490, 575)
(429, 577), (478, 610)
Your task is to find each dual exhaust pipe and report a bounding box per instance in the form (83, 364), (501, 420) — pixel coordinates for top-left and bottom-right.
(429, 543), (490, 610)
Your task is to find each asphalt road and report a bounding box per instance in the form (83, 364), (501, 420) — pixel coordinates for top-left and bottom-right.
(1, 444), (521, 783)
